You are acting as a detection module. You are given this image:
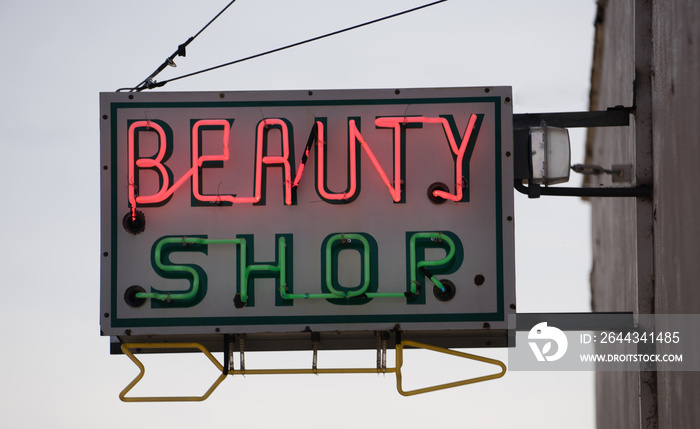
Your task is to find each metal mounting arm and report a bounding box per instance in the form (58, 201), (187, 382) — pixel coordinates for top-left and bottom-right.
(513, 106), (652, 198)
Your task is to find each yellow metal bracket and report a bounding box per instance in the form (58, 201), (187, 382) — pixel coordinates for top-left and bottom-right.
(118, 340), (506, 402)
(395, 340), (507, 396)
(119, 343), (228, 402)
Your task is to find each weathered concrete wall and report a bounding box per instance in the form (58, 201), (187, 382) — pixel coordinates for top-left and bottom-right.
(588, 0), (700, 427)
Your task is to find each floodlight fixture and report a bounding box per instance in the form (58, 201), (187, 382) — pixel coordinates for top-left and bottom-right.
(528, 121), (571, 186)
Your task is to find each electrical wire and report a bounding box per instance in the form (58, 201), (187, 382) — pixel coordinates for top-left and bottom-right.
(125, 0), (448, 91)
(118, 0), (239, 92)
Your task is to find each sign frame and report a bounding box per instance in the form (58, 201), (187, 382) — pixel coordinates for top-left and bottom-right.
(100, 87), (515, 352)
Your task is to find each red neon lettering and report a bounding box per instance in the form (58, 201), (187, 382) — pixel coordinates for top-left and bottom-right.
(255, 119), (293, 205)
(292, 122), (319, 189)
(430, 114), (478, 202)
(130, 120), (233, 211)
(192, 119), (232, 204)
(127, 121), (174, 218)
(193, 119), (294, 205)
(316, 121), (358, 201)
(373, 115), (479, 202)
(292, 139), (311, 189)
(127, 115), (478, 211)
(349, 119), (402, 202)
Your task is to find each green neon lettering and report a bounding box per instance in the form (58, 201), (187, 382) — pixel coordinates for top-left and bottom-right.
(237, 234), (292, 307)
(406, 232), (461, 303)
(318, 233), (380, 305)
(325, 234), (371, 298)
(139, 236), (220, 307)
(137, 233), (459, 306)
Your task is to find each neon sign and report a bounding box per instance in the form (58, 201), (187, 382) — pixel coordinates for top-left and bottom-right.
(101, 87), (515, 350)
(127, 115), (482, 211)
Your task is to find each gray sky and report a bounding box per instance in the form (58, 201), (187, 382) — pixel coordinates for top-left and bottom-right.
(0, 1), (597, 427)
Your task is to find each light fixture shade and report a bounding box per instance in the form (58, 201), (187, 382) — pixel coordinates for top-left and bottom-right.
(529, 123), (570, 185)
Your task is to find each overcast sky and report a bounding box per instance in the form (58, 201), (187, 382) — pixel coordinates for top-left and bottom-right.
(0, 1), (598, 427)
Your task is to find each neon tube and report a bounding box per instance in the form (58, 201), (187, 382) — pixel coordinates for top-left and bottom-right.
(126, 115), (479, 212)
(349, 120), (402, 202)
(192, 119), (232, 204)
(279, 289), (340, 300)
(408, 232), (456, 294)
(257, 119), (293, 205)
(325, 234), (371, 298)
(136, 237), (247, 302)
(192, 118), (298, 206)
(127, 120), (197, 214)
(278, 229), (336, 298)
(373, 115), (479, 202)
(283, 232), (456, 301)
(137, 236), (286, 305)
(127, 121), (172, 218)
(430, 114), (478, 202)
(280, 233), (378, 300)
(190, 118), (270, 205)
(365, 291), (407, 298)
(292, 122), (318, 189)
(238, 235), (287, 304)
(191, 118), (259, 205)
(136, 234), (455, 304)
(316, 121), (358, 201)
(129, 118), (300, 210)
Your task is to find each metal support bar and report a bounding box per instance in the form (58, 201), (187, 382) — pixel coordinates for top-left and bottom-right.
(311, 332), (320, 373)
(514, 181), (652, 198)
(239, 335), (245, 373)
(515, 312), (635, 331)
(513, 106), (631, 130)
(223, 334), (231, 375)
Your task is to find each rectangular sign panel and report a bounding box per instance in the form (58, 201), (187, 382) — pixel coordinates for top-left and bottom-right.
(100, 87), (515, 351)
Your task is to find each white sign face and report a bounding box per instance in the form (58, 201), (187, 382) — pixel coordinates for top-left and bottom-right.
(100, 88), (515, 350)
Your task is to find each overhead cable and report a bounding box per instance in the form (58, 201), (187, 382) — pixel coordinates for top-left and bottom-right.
(118, 0), (239, 92)
(123, 0), (448, 92)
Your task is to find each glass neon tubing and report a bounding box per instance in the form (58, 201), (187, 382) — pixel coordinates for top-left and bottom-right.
(192, 118), (293, 205)
(237, 236), (288, 304)
(316, 121), (357, 201)
(430, 114), (478, 202)
(408, 232), (456, 293)
(279, 230), (406, 299)
(258, 119), (293, 205)
(282, 233), (414, 300)
(292, 122), (318, 188)
(128, 118), (297, 212)
(127, 115), (477, 211)
(128, 121), (172, 219)
(279, 230), (340, 299)
(349, 120), (402, 202)
(136, 237), (246, 301)
(324, 234), (371, 298)
(373, 115), (479, 202)
(137, 235), (426, 303)
(192, 120), (233, 204)
(128, 120), (233, 211)
(127, 120), (227, 206)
